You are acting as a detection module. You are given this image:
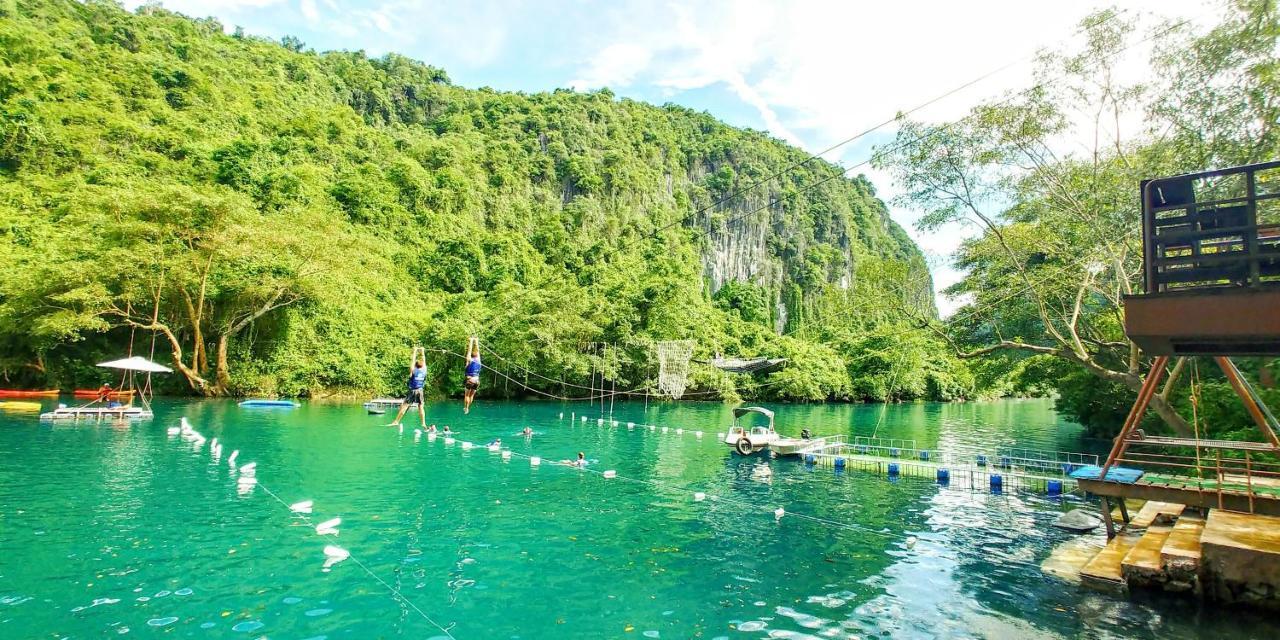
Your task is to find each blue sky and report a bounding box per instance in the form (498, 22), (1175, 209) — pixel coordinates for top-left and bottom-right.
(128, 0), (1210, 314)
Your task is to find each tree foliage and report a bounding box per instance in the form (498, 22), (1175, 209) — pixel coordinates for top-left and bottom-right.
(876, 1), (1280, 437)
(0, 0), (954, 401)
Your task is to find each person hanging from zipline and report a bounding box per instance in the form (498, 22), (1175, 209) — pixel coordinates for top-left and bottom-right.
(390, 347), (428, 429)
(463, 336), (482, 414)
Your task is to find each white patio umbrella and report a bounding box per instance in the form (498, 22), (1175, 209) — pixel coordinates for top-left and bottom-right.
(94, 356), (171, 411)
(96, 356), (173, 373)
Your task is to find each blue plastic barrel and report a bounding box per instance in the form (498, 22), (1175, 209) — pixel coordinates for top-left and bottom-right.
(990, 474), (1003, 491)
(976, 455), (988, 467)
(937, 468), (950, 484)
(1061, 463), (1076, 475)
(1047, 480), (1063, 495)
(888, 463), (900, 476)
(919, 450), (930, 461)
(805, 454), (816, 465)
(834, 457), (846, 470)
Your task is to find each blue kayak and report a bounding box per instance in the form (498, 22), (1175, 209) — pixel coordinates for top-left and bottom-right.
(238, 399), (299, 408)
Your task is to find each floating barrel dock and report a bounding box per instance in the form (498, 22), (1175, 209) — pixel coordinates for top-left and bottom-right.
(40, 406), (152, 420)
(789, 436), (1096, 494)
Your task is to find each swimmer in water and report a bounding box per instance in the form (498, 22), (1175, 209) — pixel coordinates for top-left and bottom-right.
(443, 425), (452, 435)
(519, 427), (533, 437)
(560, 451), (587, 467)
(426, 424), (437, 433)
(487, 438), (502, 448)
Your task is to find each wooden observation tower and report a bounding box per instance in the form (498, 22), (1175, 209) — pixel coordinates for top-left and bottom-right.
(1074, 161), (1280, 535)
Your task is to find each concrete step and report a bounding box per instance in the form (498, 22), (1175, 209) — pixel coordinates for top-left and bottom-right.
(1129, 501), (1185, 528)
(1201, 510), (1280, 606)
(1121, 525), (1173, 586)
(1081, 533), (1140, 593)
(1160, 514), (1205, 593)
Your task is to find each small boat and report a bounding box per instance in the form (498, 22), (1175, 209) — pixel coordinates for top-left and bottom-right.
(239, 399), (300, 408)
(724, 406), (779, 455)
(367, 406), (386, 415)
(72, 389), (137, 399)
(0, 389), (60, 398)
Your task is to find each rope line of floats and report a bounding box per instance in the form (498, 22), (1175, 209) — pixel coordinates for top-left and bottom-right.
(166, 418), (459, 639)
(160, 407), (1082, 637)
(396, 412), (1074, 575)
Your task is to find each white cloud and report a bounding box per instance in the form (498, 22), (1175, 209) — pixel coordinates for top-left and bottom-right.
(300, 0), (320, 23)
(570, 43), (654, 90)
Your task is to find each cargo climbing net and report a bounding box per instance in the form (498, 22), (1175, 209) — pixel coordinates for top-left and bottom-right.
(655, 340), (694, 400)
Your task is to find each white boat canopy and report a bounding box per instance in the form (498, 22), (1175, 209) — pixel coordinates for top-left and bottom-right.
(96, 356), (173, 373)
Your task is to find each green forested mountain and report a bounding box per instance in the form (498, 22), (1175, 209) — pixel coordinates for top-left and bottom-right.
(0, 0), (968, 401)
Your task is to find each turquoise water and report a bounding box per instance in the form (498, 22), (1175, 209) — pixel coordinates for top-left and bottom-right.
(0, 398), (1273, 639)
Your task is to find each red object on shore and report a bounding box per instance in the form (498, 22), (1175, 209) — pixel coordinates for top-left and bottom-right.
(73, 389), (137, 399)
(0, 389), (60, 398)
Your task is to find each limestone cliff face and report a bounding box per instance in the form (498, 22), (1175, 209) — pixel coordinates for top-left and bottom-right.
(690, 159), (925, 332)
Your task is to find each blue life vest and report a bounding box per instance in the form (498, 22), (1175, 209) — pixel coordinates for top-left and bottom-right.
(465, 357), (482, 377)
(408, 366), (426, 390)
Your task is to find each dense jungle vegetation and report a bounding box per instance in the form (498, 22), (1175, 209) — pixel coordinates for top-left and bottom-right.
(0, 0), (968, 403)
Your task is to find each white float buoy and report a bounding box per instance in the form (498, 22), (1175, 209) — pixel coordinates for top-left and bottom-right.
(315, 517), (341, 536)
(559, 412), (564, 419)
(597, 418), (603, 425)
(530, 456), (541, 466)
(238, 462), (256, 476)
(237, 476), (257, 487)
(906, 536), (918, 549)
(210, 437), (218, 449)
(323, 545), (349, 559)
(290, 500), (313, 514)
(694, 492), (706, 502)
(501, 450), (512, 460)
(662, 427), (669, 433)
(414, 429), (421, 441)
(717, 432), (725, 439)
(627, 422), (634, 428)
(444, 437), (455, 445)
(603, 470), (617, 478)
(676, 428), (683, 435)
(427, 432), (437, 441)
(581, 416), (587, 422)
(166, 426), (180, 436)
(774, 507), (785, 519)
(461, 441), (473, 450)
(695, 431), (704, 438)
(611, 420), (618, 427)
(649, 425), (656, 431)
(227, 450), (239, 466)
